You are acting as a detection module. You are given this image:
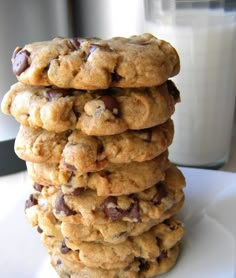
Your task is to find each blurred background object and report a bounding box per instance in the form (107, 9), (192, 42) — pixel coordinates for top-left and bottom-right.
(0, 0), (72, 175)
(144, 0), (236, 169)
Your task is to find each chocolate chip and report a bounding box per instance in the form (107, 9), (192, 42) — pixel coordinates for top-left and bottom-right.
(111, 71), (122, 82)
(166, 80), (180, 102)
(46, 89), (71, 101)
(137, 257), (150, 272)
(101, 196), (125, 221)
(25, 194), (38, 210)
(100, 95), (119, 114)
(60, 240), (71, 254)
(102, 197), (140, 221)
(56, 259), (62, 266)
(152, 183), (168, 205)
(127, 202), (140, 221)
(71, 187), (86, 196)
(33, 183), (43, 192)
(63, 162), (77, 172)
(55, 193), (77, 216)
(69, 38), (82, 50)
(37, 226), (43, 233)
(156, 250), (168, 263)
(12, 50), (30, 75)
(12, 47), (22, 60)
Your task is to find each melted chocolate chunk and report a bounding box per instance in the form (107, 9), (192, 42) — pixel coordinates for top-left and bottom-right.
(69, 38), (82, 50)
(71, 187), (86, 196)
(33, 183), (43, 192)
(13, 49), (30, 76)
(37, 226), (43, 234)
(102, 197), (140, 221)
(64, 162), (77, 172)
(166, 80), (180, 102)
(60, 240), (71, 254)
(127, 202), (140, 221)
(46, 89), (71, 101)
(25, 194), (38, 210)
(55, 193), (77, 216)
(12, 47), (22, 60)
(100, 95), (119, 114)
(101, 196), (125, 221)
(137, 257), (150, 272)
(152, 182), (168, 205)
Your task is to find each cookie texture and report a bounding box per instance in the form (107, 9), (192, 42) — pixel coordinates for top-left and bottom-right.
(15, 119), (174, 169)
(1, 81), (179, 134)
(26, 165), (185, 225)
(26, 188), (184, 244)
(11, 34), (180, 89)
(33, 212), (184, 270)
(26, 151), (170, 196)
(51, 243), (181, 278)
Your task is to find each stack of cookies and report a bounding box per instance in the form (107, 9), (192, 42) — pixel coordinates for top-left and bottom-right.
(1, 34), (186, 278)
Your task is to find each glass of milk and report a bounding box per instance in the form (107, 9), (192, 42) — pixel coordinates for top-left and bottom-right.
(144, 0), (236, 168)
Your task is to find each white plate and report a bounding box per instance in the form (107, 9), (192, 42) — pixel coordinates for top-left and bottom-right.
(1, 168), (236, 278)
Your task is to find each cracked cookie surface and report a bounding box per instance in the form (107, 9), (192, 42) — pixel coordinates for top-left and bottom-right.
(26, 151), (170, 196)
(26, 165), (185, 225)
(11, 34), (180, 90)
(30, 211), (184, 271)
(1, 81), (179, 134)
(15, 119), (174, 170)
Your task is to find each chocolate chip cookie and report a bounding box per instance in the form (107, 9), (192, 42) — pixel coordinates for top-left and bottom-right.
(15, 119), (174, 170)
(27, 165), (185, 225)
(51, 243), (181, 278)
(26, 151), (170, 196)
(2, 81), (179, 134)
(39, 217), (184, 270)
(11, 34), (180, 90)
(26, 187), (184, 244)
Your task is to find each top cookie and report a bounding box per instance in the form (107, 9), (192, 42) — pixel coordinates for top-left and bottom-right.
(11, 33), (180, 90)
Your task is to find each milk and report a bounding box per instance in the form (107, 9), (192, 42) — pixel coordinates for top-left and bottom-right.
(145, 9), (236, 167)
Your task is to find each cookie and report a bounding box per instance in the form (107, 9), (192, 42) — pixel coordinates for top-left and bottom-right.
(11, 34), (180, 90)
(61, 199), (184, 245)
(15, 119), (174, 168)
(26, 151), (170, 196)
(2, 81), (179, 134)
(32, 165), (185, 225)
(51, 243), (180, 278)
(25, 188), (184, 244)
(39, 217), (184, 270)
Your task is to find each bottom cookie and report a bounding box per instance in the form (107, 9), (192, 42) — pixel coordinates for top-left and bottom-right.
(50, 243), (181, 278)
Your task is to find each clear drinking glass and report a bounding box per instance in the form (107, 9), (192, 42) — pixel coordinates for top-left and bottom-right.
(144, 0), (236, 168)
